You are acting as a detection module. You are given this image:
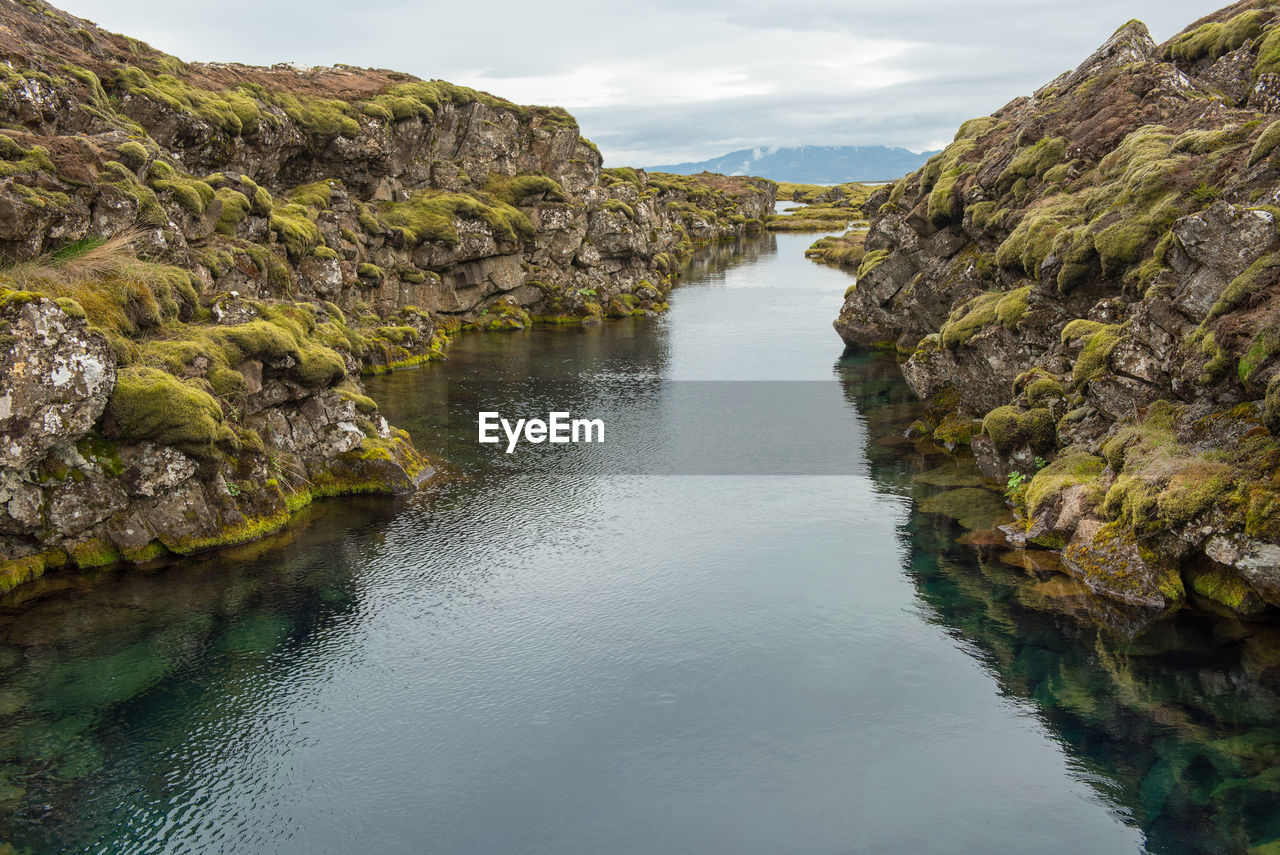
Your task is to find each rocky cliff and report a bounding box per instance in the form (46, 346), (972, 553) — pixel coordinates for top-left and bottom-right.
(0, 0), (775, 592)
(831, 1), (1280, 615)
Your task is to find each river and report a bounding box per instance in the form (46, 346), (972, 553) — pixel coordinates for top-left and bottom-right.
(0, 231), (1278, 854)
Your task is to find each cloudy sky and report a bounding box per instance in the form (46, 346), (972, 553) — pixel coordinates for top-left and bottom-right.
(56, 0), (1228, 166)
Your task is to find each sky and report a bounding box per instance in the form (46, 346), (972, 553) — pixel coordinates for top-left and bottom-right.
(54, 0), (1231, 166)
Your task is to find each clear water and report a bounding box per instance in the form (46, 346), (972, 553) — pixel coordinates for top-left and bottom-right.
(1, 233), (1278, 854)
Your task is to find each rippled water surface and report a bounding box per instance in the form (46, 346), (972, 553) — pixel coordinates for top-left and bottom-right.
(2, 232), (1279, 854)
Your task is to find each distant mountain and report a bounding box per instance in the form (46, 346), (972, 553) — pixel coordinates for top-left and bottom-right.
(645, 145), (940, 184)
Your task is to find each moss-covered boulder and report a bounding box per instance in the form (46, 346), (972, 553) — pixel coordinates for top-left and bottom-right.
(1062, 519), (1185, 608)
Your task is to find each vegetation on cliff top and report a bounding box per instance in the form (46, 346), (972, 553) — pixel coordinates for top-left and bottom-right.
(825, 3), (1280, 617)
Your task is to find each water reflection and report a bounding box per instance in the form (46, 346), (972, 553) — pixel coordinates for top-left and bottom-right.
(838, 348), (1280, 855)
(0, 234), (1274, 854)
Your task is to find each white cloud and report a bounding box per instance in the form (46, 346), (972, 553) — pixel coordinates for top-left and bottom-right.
(54, 0), (1230, 165)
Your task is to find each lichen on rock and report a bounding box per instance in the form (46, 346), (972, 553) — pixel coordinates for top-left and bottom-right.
(821, 2), (1280, 615)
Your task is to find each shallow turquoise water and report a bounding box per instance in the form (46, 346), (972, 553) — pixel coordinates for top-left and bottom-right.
(0, 232), (1277, 854)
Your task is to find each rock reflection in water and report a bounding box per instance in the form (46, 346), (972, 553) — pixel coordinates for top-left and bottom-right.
(839, 348), (1280, 855)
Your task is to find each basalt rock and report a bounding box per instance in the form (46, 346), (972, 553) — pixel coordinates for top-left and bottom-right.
(0, 0), (775, 592)
(826, 2), (1280, 615)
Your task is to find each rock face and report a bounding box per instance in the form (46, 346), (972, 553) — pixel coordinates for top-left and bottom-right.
(829, 3), (1280, 614)
(0, 292), (114, 470)
(0, 0), (775, 592)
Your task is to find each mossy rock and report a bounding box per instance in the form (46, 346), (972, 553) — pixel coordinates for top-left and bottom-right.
(1024, 453), (1105, 517)
(932, 411), (977, 449)
(1266, 374), (1280, 435)
(918, 487), (1008, 530)
(982, 405), (1057, 454)
(1190, 565), (1268, 614)
(106, 366), (235, 458)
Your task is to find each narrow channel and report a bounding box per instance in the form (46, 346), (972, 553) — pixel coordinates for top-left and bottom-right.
(2, 232), (1276, 854)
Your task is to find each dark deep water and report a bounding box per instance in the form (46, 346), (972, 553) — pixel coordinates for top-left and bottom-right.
(1, 232), (1279, 854)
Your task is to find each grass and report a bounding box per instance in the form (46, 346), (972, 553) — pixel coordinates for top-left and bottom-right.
(805, 230), (866, 271)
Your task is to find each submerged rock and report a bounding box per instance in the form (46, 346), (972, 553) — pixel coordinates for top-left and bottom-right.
(824, 3), (1280, 615)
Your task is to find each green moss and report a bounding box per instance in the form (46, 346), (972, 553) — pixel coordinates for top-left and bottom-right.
(998, 136), (1067, 190)
(920, 138), (976, 192)
(54, 297), (86, 319)
(1239, 325), (1280, 385)
(165, 506), (294, 554)
(967, 201), (998, 229)
(355, 79), (528, 128)
(1059, 318), (1104, 344)
(599, 166), (643, 189)
(0, 137), (56, 181)
(247, 86), (360, 145)
(941, 291), (1001, 349)
(982, 405), (1056, 454)
(1093, 202), (1179, 277)
(214, 188), (250, 235)
(1025, 453), (1105, 516)
(1265, 373), (1280, 434)
(1071, 324), (1122, 388)
(1043, 162), (1072, 184)
(116, 140), (149, 171)
(1172, 124), (1252, 155)
(1028, 377), (1065, 409)
(207, 365), (247, 398)
(1191, 565), (1258, 611)
(106, 366), (233, 458)
(0, 550), (66, 593)
(1157, 460), (1232, 525)
(98, 160), (167, 226)
(149, 168), (215, 216)
(269, 203), (322, 259)
(995, 195), (1082, 279)
(602, 199), (636, 219)
(357, 263), (384, 282)
(1102, 401), (1181, 471)
(289, 181), (334, 209)
(1198, 331), (1234, 385)
(857, 249), (889, 279)
(954, 116), (996, 142)
(310, 246), (338, 260)
(982, 406), (1022, 454)
(995, 285), (1031, 329)
(245, 181), (272, 215)
(294, 345), (346, 387)
(338, 388), (378, 414)
(1164, 10), (1265, 64)
(68, 538), (122, 569)
(1207, 251), (1280, 319)
(932, 412), (977, 449)
(115, 66), (261, 136)
(1103, 474), (1157, 531)
(62, 63), (107, 105)
(938, 287), (1031, 350)
(1257, 26), (1280, 77)
(927, 167), (966, 226)
(478, 299), (532, 331)
(484, 173), (565, 205)
(380, 190), (532, 247)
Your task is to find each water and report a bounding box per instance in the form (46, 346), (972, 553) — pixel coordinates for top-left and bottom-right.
(1, 232), (1278, 854)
